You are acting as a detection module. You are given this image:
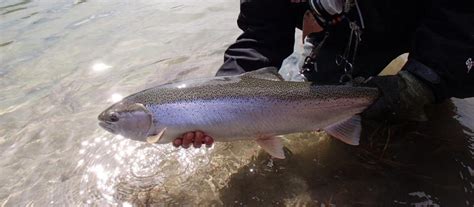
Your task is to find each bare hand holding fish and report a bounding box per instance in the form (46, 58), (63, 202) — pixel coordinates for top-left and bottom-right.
(172, 131), (214, 148)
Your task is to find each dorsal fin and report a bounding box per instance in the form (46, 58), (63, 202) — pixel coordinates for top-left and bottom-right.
(241, 67), (284, 81)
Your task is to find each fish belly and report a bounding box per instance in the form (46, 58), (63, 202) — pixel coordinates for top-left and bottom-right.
(148, 97), (368, 143)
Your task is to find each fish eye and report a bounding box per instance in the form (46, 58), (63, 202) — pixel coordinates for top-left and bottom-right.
(109, 112), (119, 122)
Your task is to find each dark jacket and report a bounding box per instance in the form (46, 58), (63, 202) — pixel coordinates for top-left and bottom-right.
(216, 0), (474, 100)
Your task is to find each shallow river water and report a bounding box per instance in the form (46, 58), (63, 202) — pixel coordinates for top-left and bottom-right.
(0, 0), (473, 206)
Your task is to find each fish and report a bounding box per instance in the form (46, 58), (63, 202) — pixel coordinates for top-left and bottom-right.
(98, 68), (379, 159)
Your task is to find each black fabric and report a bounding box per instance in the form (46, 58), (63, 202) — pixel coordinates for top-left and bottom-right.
(302, 22), (349, 84)
(216, 0), (474, 100)
(215, 0), (307, 76)
(409, 0), (474, 99)
(351, 0), (421, 77)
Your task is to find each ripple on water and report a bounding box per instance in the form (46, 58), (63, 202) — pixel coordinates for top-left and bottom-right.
(1, 0), (473, 205)
(76, 133), (249, 205)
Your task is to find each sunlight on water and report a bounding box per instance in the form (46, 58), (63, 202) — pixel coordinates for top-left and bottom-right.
(76, 133), (223, 205)
(177, 83), (187, 89)
(0, 0), (472, 206)
(109, 93), (123, 103)
(91, 62), (112, 73)
(122, 201), (133, 207)
(407, 192), (441, 207)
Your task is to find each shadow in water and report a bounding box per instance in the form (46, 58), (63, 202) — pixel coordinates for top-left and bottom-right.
(0, 0), (31, 10)
(0, 0), (31, 15)
(218, 100), (473, 206)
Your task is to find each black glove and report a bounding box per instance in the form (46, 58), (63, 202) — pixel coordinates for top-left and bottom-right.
(362, 70), (435, 122)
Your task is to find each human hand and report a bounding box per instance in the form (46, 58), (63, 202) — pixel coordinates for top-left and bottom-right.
(172, 131), (214, 149)
(362, 70), (435, 122)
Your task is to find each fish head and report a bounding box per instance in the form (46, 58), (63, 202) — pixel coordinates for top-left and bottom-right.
(98, 101), (153, 141)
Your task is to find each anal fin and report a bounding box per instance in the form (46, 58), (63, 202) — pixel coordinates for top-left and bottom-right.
(255, 136), (285, 159)
(324, 115), (362, 145)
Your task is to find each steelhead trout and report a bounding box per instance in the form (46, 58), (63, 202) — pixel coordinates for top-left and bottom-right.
(98, 68), (379, 158)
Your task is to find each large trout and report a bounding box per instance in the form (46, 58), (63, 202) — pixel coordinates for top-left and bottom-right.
(98, 68), (379, 158)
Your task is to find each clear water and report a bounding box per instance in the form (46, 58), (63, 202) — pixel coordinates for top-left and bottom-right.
(0, 0), (472, 206)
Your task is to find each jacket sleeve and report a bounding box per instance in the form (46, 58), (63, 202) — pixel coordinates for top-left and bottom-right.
(215, 0), (304, 76)
(408, 0), (474, 100)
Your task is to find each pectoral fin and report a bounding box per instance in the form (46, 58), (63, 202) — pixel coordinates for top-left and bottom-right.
(255, 136), (285, 159)
(146, 128), (167, 144)
(324, 115), (361, 145)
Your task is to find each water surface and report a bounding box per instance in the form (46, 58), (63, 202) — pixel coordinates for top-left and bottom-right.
(0, 0), (472, 206)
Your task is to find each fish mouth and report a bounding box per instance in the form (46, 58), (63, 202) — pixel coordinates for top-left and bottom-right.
(98, 121), (117, 134)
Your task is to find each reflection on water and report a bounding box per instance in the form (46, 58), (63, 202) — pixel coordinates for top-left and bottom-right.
(0, 0), (472, 206)
(91, 62), (112, 73)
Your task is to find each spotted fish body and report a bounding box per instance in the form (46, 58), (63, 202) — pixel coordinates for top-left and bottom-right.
(98, 68), (379, 157)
